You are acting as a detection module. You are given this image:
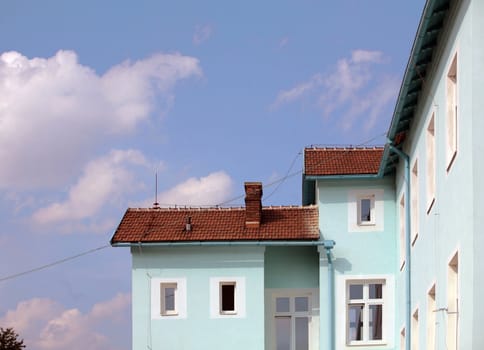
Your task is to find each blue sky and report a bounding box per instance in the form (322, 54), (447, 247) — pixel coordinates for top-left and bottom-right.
(0, 1), (424, 348)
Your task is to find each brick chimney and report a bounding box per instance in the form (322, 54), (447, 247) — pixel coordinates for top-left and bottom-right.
(244, 182), (263, 228)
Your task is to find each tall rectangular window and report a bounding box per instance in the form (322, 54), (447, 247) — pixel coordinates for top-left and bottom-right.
(220, 282), (236, 314)
(274, 295), (310, 350)
(347, 281), (384, 345)
(400, 194), (406, 269)
(447, 252), (459, 350)
(427, 285), (436, 350)
(426, 115), (435, 212)
(412, 309), (419, 350)
(400, 328), (406, 350)
(161, 283), (178, 316)
(446, 54), (458, 169)
(358, 195), (375, 225)
(411, 160), (419, 245)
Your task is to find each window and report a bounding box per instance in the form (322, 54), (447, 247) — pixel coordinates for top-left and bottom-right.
(399, 194), (406, 270)
(274, 295), (311, 350)
(150, 277), (186, 319)
(348, 189), (384, 232)
(346, 281), (384, 345)
(400, 328), (406, 350)
(358, 195), (375, 225)
(220, 282), (236, 314)
(210, 277), (246, 318)
(447, 252), (459, 350)
(412, 309), (419, 350)
(161, 283), (178, 316)
(446, 54), (458, 169)
(411, 160), (419, 245)
(427, 285), (436, 350)
(426, 114), (435, 212)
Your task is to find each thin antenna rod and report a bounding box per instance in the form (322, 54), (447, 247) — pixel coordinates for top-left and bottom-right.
(153, 172), (160, 208)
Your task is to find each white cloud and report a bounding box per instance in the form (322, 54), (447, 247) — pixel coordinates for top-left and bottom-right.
(0, 293), (130, 350)
(32, 149), (148, 225)
(156, 171), (234, 206)
(193, 24), (213, 46)
(0, 50), (201, 190)
(271, 50), (398, 132)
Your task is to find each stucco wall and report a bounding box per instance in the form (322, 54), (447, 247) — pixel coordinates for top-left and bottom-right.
(131, 246), (265, 350)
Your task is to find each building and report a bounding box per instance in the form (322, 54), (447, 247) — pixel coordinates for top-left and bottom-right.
(112, 0), (484, 348)
(111, 182), (330, 349)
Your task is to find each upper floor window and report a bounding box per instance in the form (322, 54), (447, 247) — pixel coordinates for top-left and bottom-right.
(358, 195), (375, 225)
(220, 282), (237, 314)
(151, 277), (187, 319)
(348, 189), (384, 232)
(411, 159), (419, 245)
(161, 282), (178, 316)
(426, 114), (436, 213)
(347, 280), (384, 345)
(446, 53), (458, 170)
(399, 193), (405, 270)
(210, 276), (246, 318)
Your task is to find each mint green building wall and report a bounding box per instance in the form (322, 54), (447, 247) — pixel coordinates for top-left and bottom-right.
(393, 0), (484, 348)
(131, 246), (265, 350)
(316, 178), (397, 350)
(264, 246), (319, 289)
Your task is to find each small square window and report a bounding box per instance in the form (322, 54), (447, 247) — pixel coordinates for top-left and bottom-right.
(161, 283), (178, 316)
(358, 196), (375, 225)
(220, 282), (236, 314)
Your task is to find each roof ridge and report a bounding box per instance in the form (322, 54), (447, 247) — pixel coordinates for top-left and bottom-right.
(306, 146), (384, 151)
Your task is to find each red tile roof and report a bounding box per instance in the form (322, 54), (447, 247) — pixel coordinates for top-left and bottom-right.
(304, 147), (383, 176)
(111, 206), (319, 243)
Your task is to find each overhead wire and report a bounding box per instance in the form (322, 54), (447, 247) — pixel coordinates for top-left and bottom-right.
(0, 244), (110, 283)
(0, 131), (389, 282)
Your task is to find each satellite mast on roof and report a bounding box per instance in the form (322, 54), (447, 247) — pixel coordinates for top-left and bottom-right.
(153, 172), (160, 209)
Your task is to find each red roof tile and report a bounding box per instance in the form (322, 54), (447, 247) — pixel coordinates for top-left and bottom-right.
(304, 147), (383, 176)
(111, 206), (319, 243)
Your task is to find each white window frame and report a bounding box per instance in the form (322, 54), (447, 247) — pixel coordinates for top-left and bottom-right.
(151, 277), (187, 319)
(411, 159), (419, 245)
(160, 282), (178, 316)
(336, 275), (394, 349)
(399, 192), (406, 270)
(272, 291), (314, 350)
(210, 276), (246, 318)
(446, 251), (459, 350)
(346, 280), (385, 346)
(357, 195), (375, 226)
(348, 189), (384, 232)
(427, 284), (436, 350)
(446, 53), (458, 170)
(411, 308), (419, 350)
(426, 113), (436, 213)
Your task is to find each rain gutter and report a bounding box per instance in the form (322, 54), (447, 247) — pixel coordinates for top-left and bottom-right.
(111, 239), (336, 248)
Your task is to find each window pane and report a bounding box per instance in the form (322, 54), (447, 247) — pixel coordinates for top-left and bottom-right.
(276, 316), (291, 350)
(221, 284), (235, 312)
(276, 297), (290, 313)
(295, 317), (309, 350)
(361, 198), (371, 222)
(348, 305), (364, 341)
(165, 287), (175, 311)
(369, 305), (383, 340)
(369, 284), (383, 299)
(349, 284), (363, 300)
(295, 297), (309, 312)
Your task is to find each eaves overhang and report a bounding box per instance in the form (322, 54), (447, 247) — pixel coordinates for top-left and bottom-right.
(382, 0), (451, 174)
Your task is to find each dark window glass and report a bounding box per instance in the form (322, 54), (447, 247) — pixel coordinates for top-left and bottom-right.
(221, 284), (235, 312)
